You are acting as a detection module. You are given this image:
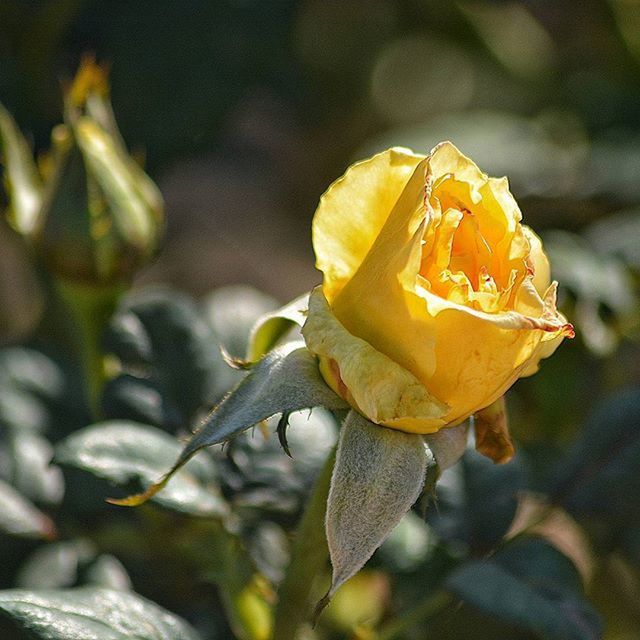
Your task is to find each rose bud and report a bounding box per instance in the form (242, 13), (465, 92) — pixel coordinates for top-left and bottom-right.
(302, 142), (573, 461)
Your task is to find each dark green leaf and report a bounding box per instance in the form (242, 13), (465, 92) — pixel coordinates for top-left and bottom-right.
(213, 407), (338, 515)
(105, 288), (228, 420)
(0, 587), (201, 640)
(83, 555), (132, 591)
(0, 347), (89, 440)
(544, 230), (635, 355)
(0, 386), (50, 435)
(247, 522), (290, 585)
(16, 540), (132, 592)
(102, 311), (152, 366)
(552, 387), (640, 528)
(447, 537), (602, 640)
(429, 448), (527, 552)
(101, 374), (181, 431)
(55, 421), (227, 517)
(0, 347), (66, 406)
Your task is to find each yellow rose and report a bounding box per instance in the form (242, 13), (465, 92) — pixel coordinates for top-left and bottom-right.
(301, 142), (573, 460)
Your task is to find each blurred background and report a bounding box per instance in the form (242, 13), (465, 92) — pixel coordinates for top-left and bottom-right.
(2, 0), (639, 320)
(1, 1), (640, 638)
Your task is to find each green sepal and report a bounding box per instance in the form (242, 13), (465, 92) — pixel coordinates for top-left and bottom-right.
(247, 293), (309, 362)
(111, 342), (348, 507)
(318, 411), (430, 618)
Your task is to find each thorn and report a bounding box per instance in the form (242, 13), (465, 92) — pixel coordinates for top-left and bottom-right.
(277, 412), (293, 458)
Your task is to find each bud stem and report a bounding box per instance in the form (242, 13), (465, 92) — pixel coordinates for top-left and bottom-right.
(273, 446), (336, 639)
(53, 278), (123, 416)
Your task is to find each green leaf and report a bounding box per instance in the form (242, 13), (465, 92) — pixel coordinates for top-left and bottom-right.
(247, 293), (309, 362)
(0, 587), (201, 640)
(55, 421), (227, 517)
(0, 347), (69, 436)
(16, 540), (96, 590)
(8, 431), (64, 505)
(447, 537), (602, 639)
(0, 347), (88, 442)
(0, 479), (56, 540)
(552, 387), (640, 529)
(213, 407), (338, 515)
(322, 411), (429, 608)
(83, 555), (132, 591)
(0, 103), (42, 235)
(183, 342), (346, 461)
(100, 374), (180, 431)
(16, 539), (132, 592)
(0, 347), (66, 407)
(429, 448), (527, 553)
(102, 311), (152, 366)
(105, 288), (228, 420)
(111, 342), (346, 507)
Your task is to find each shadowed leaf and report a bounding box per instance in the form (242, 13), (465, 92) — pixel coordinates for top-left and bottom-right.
(447, 536), (602, 640)
(55, 421), (227, 517)
(552, 387), (640, 529)
(429, 448), (527, 553)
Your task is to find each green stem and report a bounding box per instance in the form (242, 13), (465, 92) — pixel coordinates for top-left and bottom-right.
(376, 590), (453, 640)
(272, 446), (336, 640)
(53, 278), (123, 416)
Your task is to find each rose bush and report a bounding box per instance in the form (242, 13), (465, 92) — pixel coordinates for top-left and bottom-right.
(302, 142), (573, 458)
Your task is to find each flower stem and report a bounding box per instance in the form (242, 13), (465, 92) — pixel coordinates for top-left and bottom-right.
(53, 278), (123, 416)
(272, 446), (336, 640)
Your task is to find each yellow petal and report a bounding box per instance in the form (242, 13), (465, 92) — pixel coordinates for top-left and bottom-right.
(416, 291), (541, 424)
(331, 157), (440, 380)
(428, 141), (488, 191)
(302, 287), (448, 432)
(522, 225), (551, 297)
(313, 147), (425, 303)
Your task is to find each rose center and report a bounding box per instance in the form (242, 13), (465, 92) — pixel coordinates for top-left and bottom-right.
(419, 187), (519, 314)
